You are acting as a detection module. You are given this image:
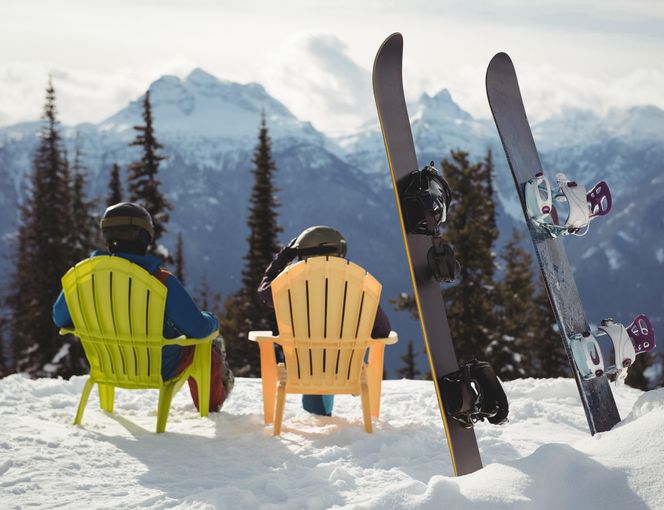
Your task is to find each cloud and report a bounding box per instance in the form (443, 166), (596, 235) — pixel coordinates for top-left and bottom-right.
(263, 32), (373, 135)
(0, 58), (197, 128)
(500, 66), (664, 122)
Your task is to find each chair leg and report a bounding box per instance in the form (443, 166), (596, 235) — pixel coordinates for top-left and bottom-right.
(156, 383), (176, 433)
(367, 344), (385, 418)
(259, 343), (278, 424)
(74, 378), (95, 425)
(273, 380), (287, 436)
(193, 343), (211, 417)
(98, 384), (115, 413)
(360, 372), (373, 433)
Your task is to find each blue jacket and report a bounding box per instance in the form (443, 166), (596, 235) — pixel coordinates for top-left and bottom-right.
(53, 251), (219, 380)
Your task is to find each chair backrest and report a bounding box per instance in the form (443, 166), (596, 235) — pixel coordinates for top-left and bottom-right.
(271, 256), (382, 393)
(61, 256), (168, 388)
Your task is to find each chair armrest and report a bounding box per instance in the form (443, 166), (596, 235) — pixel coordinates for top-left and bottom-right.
(163, 330), (218, 346)
(59, 328), (75, 336)
(248, 330), (278, 343)
(370, 331), (398, 345)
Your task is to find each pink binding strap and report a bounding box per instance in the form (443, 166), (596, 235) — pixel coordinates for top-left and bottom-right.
(587, 181), (612, 217)
(627, 314), (656, 354)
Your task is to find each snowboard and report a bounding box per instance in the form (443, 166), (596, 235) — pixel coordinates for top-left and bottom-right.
(486, 52), (621, 434)
(373, 33), (483, 475)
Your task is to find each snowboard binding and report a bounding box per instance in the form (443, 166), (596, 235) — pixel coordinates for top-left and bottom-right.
(440, 360), (509, 429)
(570, 314), (656, 381)
(401, 162), (460, 282)
(524, 172), (612, 238)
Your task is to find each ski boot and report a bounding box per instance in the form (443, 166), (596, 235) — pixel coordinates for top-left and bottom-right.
(569, 314), (656, 380)
(400, 162), (461, 282)
(440, 360), (509, 428)
(524, 172), (612, 238)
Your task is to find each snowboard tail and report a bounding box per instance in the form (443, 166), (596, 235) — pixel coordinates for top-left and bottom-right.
(373, 33), (483, 475)
(486, 52), (621, 434)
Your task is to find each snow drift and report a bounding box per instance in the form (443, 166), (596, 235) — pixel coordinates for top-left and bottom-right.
(0, 375), (662, 509)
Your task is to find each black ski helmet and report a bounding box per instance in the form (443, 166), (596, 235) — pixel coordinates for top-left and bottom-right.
(294, 226), (347, 259)
(401, 162), (452, 236)
(100, 202), (154, 255)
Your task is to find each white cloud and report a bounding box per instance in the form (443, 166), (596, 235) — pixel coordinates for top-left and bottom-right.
(263, 33), (373, 135)
(0, 59), (197, 128)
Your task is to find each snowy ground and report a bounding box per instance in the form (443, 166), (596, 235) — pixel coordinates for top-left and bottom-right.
(1, 375), (662, 510)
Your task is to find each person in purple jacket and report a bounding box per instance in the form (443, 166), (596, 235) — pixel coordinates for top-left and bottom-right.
(257, 225), (391, 417)
(53, 202), (234, 412)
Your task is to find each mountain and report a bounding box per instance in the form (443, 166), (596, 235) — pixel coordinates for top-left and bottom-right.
(0, 70), (662, 375)
(0, 69), (415, 374)
(341, 88), (664, 343)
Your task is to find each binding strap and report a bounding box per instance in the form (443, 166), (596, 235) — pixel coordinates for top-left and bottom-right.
(440, 360), (509, 428)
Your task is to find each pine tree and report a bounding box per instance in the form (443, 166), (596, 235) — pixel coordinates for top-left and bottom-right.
(530, 278), (570, 378)
(69, 134), (98, 262)
(194, 272), (223, 319)
(625, 352), (656, 391)
(0, 323), (7, 377)
(174, 232), (186, 286)
(8, 79), (75, 377)
(221, 114), (282, 376)
(396, 339), (421, 379)
(127, 90), (171, 261)
(107, 162), (123, 206)
(490, 229), (536, 379)
(440, 150), (499, 363)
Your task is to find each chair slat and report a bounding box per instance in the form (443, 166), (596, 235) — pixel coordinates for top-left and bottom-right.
(305, 259), (326, 387)
(270, 257), (383, 392)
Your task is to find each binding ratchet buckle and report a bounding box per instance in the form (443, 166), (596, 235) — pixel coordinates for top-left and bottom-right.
(440, 360), (509, 428)
(569, 315), (656, 381)
(524, 172), (612, 238)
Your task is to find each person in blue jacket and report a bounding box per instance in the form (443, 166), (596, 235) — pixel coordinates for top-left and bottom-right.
(53, 202), (233, 411)
(257, 226), (391, 417)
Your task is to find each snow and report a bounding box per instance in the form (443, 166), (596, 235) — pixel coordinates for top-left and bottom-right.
(1, 375), (662, 509)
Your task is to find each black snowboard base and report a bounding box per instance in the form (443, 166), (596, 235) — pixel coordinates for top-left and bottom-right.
(373, 33), (483, 475)
(486, 52), (621, 434)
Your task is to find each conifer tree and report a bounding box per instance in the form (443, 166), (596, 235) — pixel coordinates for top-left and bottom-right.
(69, 134), (98, 263)
(174, 232), (186, 286)
(0, 324), (7, 377)
(8, 79), (74, 377)
(625, 352), (655, 390)
(127, 90), (171, 261)
(396, 339), (421, 379)
(107, 163), (123, 206)
(221, 114), (282, 376)
(440, 150), (499, 363)
(490, 229), (536, 379)
(530, 279), (570, 378)
(194, 272), (223, 319)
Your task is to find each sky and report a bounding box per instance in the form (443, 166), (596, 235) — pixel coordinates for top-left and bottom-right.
(1, 0), (663, 135)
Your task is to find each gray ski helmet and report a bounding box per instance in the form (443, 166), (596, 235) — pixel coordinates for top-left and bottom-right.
(294, 226), (347, 259)
(100, 202), (154, 253)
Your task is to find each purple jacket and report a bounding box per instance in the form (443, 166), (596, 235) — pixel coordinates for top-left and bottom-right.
(257, 246), (391, 338)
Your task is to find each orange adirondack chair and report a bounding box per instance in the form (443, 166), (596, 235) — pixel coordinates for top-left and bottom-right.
(249, 256), (398, 435)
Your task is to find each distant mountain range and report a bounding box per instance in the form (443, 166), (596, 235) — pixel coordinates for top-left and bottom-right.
(0, 69), (662, 375)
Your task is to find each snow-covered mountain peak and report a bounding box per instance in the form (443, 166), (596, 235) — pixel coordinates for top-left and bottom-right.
(97, 69), (324, 145)
(414, 89), (472, 122)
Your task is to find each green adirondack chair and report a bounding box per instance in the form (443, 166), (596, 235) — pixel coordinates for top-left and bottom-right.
(59, 256), (217, 432)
